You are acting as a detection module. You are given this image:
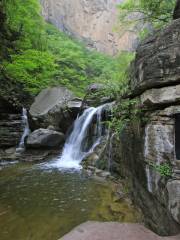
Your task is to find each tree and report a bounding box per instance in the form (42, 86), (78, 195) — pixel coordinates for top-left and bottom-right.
(118, 0), (176, 30)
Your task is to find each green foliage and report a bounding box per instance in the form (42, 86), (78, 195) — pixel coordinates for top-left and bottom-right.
(3, 49), (57, 94)
(1, 0), (133, 97)
(149, 162), (172, 177)
(3, 0), (46, 50)
(118, 0), (176, 33)
(108, 99), (142, 134)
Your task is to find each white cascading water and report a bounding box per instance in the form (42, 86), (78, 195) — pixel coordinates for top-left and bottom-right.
(49, 105), (107, 170)
(16, 108), (30, 152)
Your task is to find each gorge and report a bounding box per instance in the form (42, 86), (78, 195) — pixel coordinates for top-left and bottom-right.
(0, 0), (180, 239)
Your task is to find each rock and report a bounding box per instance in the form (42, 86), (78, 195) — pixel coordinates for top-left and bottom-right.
(87, 83), (105, 93)
(29, 87), (82, 133)
(96, 170), (111, 178)
(140, 85), (180, 108)
(26, 128), (65, 149)
(144, 123), (174, 164)
(131, 19), (180, 95)
(67, 98), (83, 112)
(60, 221), (180, 240)
(167, 180), (180, 224)
(47, 125), (56, 130)
(86, 84), (115, 106)
(40, 0), (139, 55)
(173, 0), (180, 19)
(0, 112), (23, 148)
(30, 87), (74, 116)
(4, 147), (16, 154)
(81, 153), (99, 168)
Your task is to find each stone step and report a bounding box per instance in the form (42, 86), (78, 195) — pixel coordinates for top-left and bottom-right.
(60, 222), (180, 240)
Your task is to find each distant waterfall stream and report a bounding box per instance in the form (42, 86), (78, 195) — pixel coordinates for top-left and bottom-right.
(16, 108), (30, 152)
(48, 104), (109, 170)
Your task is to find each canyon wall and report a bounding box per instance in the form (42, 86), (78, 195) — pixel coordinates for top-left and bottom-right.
(109, 14), (180, 236)
(40, 0), (139, 55)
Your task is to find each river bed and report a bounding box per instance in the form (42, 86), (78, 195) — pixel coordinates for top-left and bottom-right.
(0, 162), (140, 240)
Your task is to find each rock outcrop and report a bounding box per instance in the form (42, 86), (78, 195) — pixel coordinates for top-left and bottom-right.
(29, 87), (82, 133)
(40, 0), (139, 55)
(107, 13), (180, 236)
(131, 19), (180, 96)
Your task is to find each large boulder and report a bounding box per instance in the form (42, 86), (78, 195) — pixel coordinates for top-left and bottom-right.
(26, 128), (65, 149)
(29, 87), (82, 133)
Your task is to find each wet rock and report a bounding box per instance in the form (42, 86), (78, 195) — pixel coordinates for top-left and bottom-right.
(167, 180), (180, 224)
(81, 153), (99, 168)
(26, 128), (65, 149)
(94, 168), (110, 177)
(29, 87), (82, 133)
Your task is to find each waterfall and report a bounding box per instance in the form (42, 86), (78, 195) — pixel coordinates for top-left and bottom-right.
(16, 108), (30, 152)
(49, 104), (109, 169)
(145, 165), (153, 193)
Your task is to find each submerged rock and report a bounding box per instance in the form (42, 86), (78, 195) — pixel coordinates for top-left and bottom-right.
(26, 128), (65, 149)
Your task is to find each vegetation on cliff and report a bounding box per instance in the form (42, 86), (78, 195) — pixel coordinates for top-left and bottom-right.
(0, 0), (133, 99)
(1, 0), (176, 104)
(118, 0), (176, 37)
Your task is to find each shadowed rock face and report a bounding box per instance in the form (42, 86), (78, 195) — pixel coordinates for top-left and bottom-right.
(101, 16), (180, 235)
(40, 0), (139, 55)
(173, 0), (180, 19)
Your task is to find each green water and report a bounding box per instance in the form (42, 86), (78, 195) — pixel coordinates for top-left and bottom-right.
(0, 162), (140, 240)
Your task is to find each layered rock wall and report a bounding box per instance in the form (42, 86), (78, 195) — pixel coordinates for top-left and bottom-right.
(110, 16), (180, 235)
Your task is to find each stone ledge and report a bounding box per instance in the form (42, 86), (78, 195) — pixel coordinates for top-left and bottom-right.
(140, 84), (180, 108)
(60, 221), (180, 240)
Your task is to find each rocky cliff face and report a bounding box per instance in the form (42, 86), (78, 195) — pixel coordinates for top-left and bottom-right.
(40, 0), (139, 55)
(107, 11), (180, 236)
